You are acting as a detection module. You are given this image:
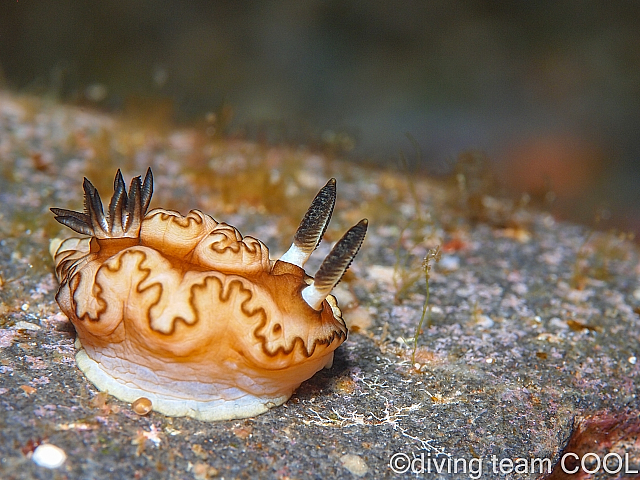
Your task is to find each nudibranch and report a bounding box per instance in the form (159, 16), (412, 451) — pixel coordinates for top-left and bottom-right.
(50, 168), (367, 421)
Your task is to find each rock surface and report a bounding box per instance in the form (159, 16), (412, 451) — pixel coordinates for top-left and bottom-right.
(0, 92), (638, 479)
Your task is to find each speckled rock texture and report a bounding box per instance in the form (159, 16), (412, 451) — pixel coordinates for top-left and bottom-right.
(0, 92), (638, 479)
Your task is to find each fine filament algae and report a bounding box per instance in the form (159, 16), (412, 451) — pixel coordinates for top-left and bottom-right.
(411, 246), (441, 365)
(392, 134), (435, 303)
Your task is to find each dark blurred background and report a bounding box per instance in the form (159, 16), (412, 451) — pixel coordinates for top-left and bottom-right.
(1, 1), (640, 232)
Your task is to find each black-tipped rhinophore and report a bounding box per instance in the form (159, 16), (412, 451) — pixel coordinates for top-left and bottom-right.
(314, 218), (368, 292)
(51, 168), (153, 239)
(279, 178), (336, 267)
(293, 178), (336, 254)
(301, 218), (368, 310)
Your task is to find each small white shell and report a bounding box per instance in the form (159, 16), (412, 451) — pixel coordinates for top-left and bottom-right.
(32, 443), (67, 469)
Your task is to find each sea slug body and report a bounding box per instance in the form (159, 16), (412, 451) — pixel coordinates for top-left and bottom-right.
(50, 169), (366, 421)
